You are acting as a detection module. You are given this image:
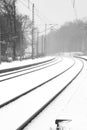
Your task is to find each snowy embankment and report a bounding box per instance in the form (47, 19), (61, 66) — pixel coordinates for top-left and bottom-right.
(0, 56), (54, 71)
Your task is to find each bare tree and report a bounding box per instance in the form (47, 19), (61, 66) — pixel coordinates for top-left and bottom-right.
(17, 15), (32, 58)
(0, 0), (33, 61)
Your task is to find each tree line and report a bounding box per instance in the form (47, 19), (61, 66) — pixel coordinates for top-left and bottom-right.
(0, 0), (32, 62)
(46, 20), (87, 55)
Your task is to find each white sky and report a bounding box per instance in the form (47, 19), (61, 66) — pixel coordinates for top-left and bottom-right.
(17, 0), (87, 30)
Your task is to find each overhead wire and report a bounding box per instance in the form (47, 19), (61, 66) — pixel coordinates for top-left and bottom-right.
(18, 0), (59, 34)
(19, 0), (57, 25)
(19, 0), (49, 24)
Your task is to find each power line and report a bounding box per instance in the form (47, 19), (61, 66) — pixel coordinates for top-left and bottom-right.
(18, 1), (59, 34)
(18, 0), (32, 12)
(34, 6), (51, 23)
(18, 0), (60, 35)
(19, 0), (51, 24)
(39, 24), (59, 34)
(18, 0), (46, 25)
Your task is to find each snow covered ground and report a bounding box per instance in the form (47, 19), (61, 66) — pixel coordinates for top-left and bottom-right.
(23, 57), (83, 130)
(59, 57), (87, 130)
(24, 57), (87, 130)
(0, 56), (87, 130)
(0, 56), (83, 130)
(0, 56), (54, 71)
(0, 57), (61, 105)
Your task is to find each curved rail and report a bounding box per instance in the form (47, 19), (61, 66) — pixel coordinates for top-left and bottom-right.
(0, 57), (62, 82)
(0, 58), (75, 108)
(16, 59), (84, 130)
(75, 56), (87, 61)
(0, 57), (56, 77)
(0, 57), (55, 74)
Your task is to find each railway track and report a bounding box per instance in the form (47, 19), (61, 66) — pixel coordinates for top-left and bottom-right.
(0, 57), (84, 130)
(0, 57), (73, 108)
(16, 58), (84, 130)
(76, 56), (87, 61)
(0, 57), (59, 80)
(0, 57), (55, 74)
(0, 56), (63, 107)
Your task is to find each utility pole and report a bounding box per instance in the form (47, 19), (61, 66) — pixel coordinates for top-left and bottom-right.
(13, 0), (16, 34)
(32, 3), (35, 59)
(36, 30), (39, 57)
(20, 28), (23, 61)
(44, 24), (47, 56)
(42, 35), (44, 56)
(0, 29), (1, 64)
(13, 0), (16, 60)
(72, 0), (78, 20)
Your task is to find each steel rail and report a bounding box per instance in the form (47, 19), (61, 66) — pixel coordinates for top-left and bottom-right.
(0, 57), (61, 82)
(75, 56), (87, 61)
(0, 57), (55, 75)
(16, 59), (84, 130)
(0, 58), (74, 108)
(0, 57), (57, 78)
